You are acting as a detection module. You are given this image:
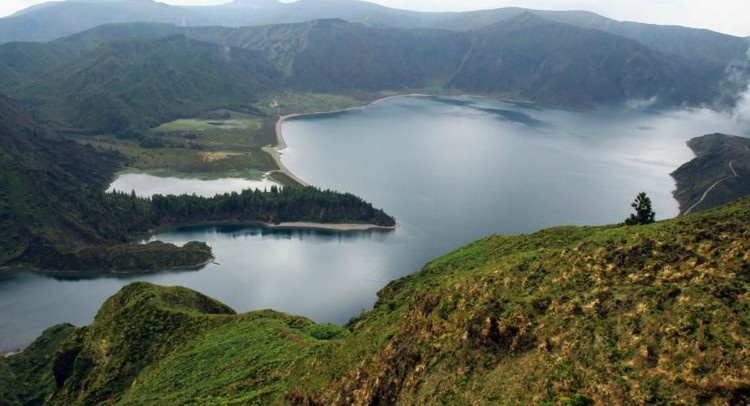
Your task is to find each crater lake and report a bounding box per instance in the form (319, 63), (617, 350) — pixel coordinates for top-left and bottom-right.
(1, 96), (746, 352)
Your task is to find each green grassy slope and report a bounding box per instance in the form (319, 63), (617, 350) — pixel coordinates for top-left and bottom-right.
(0, 324), (77, 406)
(45, 282), (348, 406)
(15, 196), (750, 405)
(672, 133), (750, 214)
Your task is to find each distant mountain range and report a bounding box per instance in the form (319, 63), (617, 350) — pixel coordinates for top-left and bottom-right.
(0, 14), (730, 132)
(1, 0), (747, 67)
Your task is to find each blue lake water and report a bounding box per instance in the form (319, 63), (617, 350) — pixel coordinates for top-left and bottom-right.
(0, 96), (746, 352)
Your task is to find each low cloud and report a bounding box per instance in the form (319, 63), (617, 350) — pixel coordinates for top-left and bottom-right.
(625, 96), (658, 110)
(729, 48), (750, 131)
(733, 85), (750, 127)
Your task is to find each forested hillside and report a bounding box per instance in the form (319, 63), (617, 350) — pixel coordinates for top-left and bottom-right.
(18, 35), (279, 132)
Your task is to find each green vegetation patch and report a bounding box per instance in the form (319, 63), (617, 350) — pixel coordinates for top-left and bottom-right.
(73, 111), (280, 180)
(0, 324), (77, 406)
(119, 313), (333, 405)
(27, 241), (213, 273)
(254, 92), (378, 116)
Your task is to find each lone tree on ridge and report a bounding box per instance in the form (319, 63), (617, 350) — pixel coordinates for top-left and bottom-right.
(624, 192), (656, 225)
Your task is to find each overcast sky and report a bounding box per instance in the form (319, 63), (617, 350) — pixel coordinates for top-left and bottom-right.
(1, 0), (748, 37)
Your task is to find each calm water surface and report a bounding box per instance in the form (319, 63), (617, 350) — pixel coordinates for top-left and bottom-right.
(1, 96), (746, 351)
(108, 173), (281, 197)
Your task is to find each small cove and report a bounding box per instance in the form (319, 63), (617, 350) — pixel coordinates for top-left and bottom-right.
(1, 96), (747, 352)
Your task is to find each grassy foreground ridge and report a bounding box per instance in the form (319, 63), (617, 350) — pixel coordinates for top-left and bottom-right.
(3, 196), (750, 404)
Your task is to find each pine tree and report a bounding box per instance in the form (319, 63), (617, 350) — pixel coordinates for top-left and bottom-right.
(624, 192), (656, 225)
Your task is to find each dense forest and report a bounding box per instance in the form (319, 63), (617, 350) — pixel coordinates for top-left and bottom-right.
(149, 186), (396, 226)
(104, 185), (396, 231)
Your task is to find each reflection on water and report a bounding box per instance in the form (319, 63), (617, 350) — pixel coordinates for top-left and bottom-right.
(1, 96), (747, 352)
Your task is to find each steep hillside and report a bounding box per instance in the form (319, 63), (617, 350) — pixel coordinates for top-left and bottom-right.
(0, 324), (77, 406)
(180, 17), (720, 106)
(6, 196), (750, 404)
(0, 95), (126, 262)
(672, 133), (750, 214)
(433, 7), (749, 68)
(0, 95), (214, 269)
(0, 42), (73, 89)
(448, 13), (716, 107)
(537, 11), (748, 68)
(0, 23), (187, 93)
(196, 19), (468, 92)
(20, 35), (279, 132)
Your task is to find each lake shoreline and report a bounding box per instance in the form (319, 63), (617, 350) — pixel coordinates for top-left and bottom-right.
(267, 93), (432, 187)
(154, 220), (397, 234)
(261, 221), (397, 232)
(267, 92), (541, 188)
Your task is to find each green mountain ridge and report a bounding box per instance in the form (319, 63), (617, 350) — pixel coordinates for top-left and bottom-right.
(0, 0), (195, 44)
(1, 0), (746, 72)
(4, 196), (750, 404)
(0, 17), (723, 132)
(448, 13), (713, 107)
(433, 7), (748, 68)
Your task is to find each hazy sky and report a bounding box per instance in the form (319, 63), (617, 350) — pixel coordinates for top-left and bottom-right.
(1, 0), (748, 37)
